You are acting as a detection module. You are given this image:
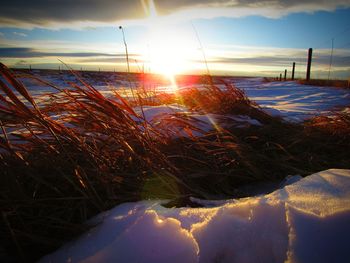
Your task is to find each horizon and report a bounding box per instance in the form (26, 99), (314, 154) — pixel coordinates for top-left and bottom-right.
(0, 0), (350, 79)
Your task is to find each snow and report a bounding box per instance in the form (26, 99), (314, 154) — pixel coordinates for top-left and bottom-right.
(234, 78), (350, 122)
(39, 169), (350, 263)
(132, 104), (262, 138)
(133, 104), (190, 122)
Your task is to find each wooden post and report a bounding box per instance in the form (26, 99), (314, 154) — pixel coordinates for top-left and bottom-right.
(306, 48), (312, 81)
(328, 38), (334, 80)
(292, 62), (295, 80)
(29, 65), (32, 71)
(284, 69), (287, 81)
(279, 73), (282, 81)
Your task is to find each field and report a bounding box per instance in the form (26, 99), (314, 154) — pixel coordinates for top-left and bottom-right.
(1, 64), (350, 262)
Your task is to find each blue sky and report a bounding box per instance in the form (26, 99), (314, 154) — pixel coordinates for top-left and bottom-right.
(0, 0), (349, 79)
(195, 9), (350, 48)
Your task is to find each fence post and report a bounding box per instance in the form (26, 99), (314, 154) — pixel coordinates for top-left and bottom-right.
(306, 48), (312, 81)
(292, 62), (295, 80)
(284, 69), (287, 81)
(279, 73), (282, 81)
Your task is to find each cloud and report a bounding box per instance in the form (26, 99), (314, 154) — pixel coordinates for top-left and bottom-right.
(0, 47), (135, 58)
(76, 57), (143, 64)
(207, 56), (297, 66)
(0, 0), (349, 28)
(1, 46), (349, 69)
(13, 32), (27, 37)
(157, 0), (350, 13)
(206, 52), (350, 68)
(14, 59), (28, 66)
(0, 0), (144, 28)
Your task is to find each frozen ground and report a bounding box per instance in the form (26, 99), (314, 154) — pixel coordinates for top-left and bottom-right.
(39, 169), (350, 263)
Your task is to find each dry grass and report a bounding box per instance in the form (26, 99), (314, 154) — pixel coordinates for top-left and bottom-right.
(1, 63), (350, 262)
(0, 63), (175, 262)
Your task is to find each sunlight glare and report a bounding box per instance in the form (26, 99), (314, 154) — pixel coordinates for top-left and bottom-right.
(141, 0), (157, 18)
(141, 0), (194, 80)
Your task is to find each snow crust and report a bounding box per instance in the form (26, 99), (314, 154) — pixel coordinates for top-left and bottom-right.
(39, 169), (350, 263)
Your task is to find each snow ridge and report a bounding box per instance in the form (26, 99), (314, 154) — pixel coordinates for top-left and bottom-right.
(39, 169), (350, 263)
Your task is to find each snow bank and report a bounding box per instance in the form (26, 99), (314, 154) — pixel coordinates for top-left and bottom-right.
(39, 169), (350, 263)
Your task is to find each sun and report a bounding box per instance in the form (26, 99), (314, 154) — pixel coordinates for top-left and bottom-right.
(147, 28), (192, 77)
(140, 0), (194, 79)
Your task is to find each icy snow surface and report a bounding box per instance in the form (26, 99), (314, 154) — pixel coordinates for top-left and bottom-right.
(39, 169), (350, 263)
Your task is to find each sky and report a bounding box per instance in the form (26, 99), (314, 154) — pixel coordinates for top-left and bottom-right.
(0, 0), (350, 79)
